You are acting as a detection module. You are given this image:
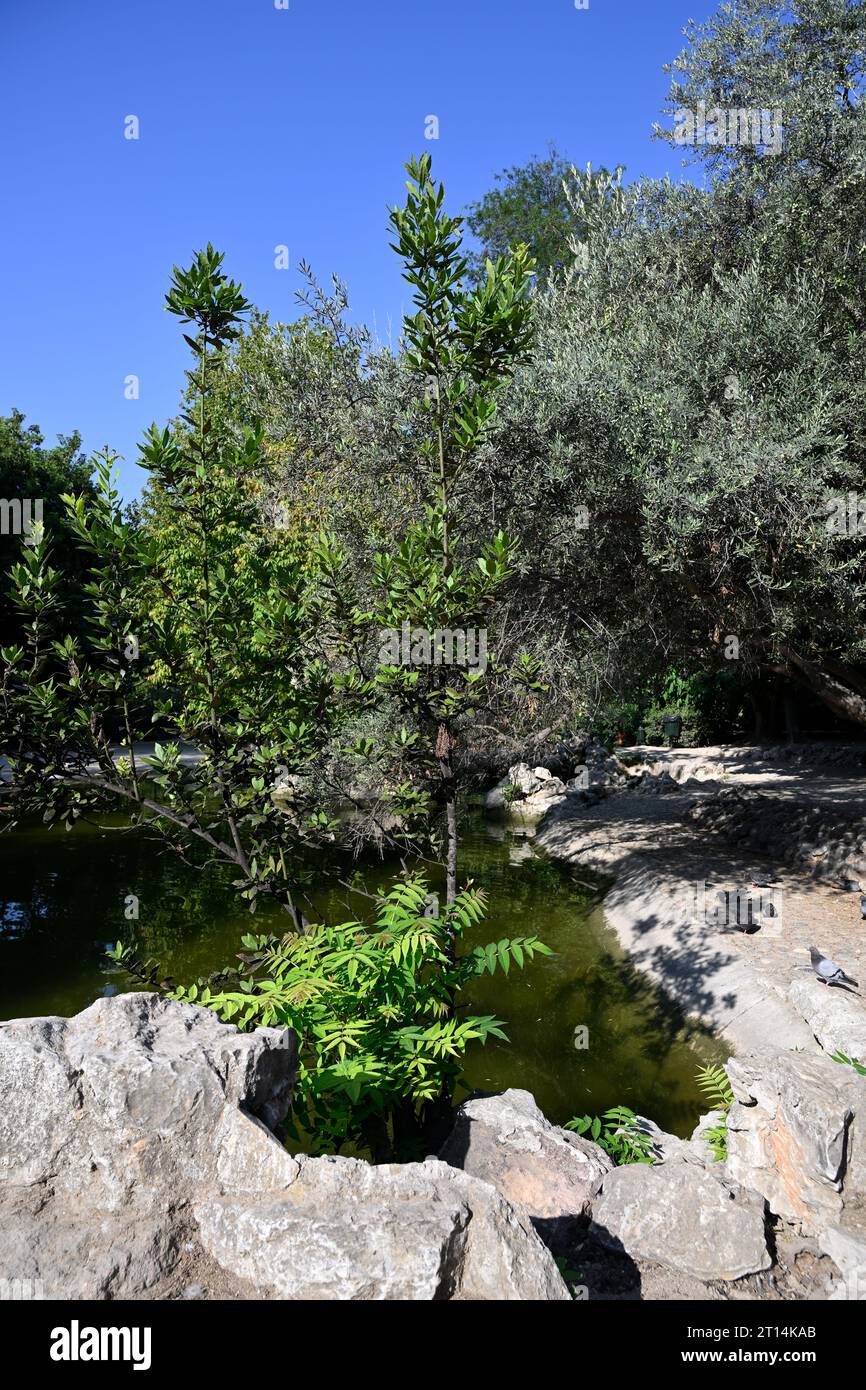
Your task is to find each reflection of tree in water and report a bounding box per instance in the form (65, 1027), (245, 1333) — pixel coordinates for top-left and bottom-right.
(0, 825), (278, 1013)
(1, 821), (724, 1135)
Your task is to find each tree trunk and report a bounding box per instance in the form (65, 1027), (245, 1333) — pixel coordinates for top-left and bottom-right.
(766, 648), (866, 730)
(746, 690), (765, 742)
(445, 795), (458, 906)
(435, 721), (458, 906)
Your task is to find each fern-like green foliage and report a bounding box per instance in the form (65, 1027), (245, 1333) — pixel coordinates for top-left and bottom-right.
(566, 1105), (657, 1166)
(112, 877), (551, 1157)
(695, 1063), (734, 1111)
(695, 1063), (734, 1162)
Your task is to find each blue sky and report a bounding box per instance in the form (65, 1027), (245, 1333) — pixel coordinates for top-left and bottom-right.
(1, 0), (716, 499)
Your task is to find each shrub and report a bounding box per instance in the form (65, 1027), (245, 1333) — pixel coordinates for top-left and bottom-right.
(112, 878), (551, 1157)
(695, 1063), (734, 1161)
(566, 1105), (657, 1165)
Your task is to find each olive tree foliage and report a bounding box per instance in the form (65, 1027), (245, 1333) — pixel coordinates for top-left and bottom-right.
(484, 202), (859, 715)
(648, 0), (866, 719)
(195, 290), (427, 562)
(468, 0), (866, 727)
(658, 0), (866, 318)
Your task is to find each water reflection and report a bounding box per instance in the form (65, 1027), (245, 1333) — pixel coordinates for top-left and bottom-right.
(0, 817), (723, 1134)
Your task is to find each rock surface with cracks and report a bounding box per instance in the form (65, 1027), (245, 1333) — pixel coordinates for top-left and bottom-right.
(0, 993), (569, 1301)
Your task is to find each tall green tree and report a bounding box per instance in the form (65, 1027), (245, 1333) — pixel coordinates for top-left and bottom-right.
(455, 2), (866, 731)
(372, 153), (536, 904)
(464, 145), (617, 286)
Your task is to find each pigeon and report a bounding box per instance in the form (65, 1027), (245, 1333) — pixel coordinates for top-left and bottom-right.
(751, 876), (777, 888)
(861, 895), (866, 921)
(809, 945), (859, 988)
(841, 878), (862, 893)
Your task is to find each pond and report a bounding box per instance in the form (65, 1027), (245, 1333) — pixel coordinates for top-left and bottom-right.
(0, 816), (723, 1136)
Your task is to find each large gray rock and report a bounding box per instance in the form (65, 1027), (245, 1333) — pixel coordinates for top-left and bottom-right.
(196, 1155), (570, 1301)
(0, 993), (298, 1297)
(788, 977), (866, 1062)
(484, 762), (567, 823)
(0, 995), (568, 1301)
(0, 1202), (183, 1301)
(509, 762), (548, 796)
(590, 1161), (771, 1282)
(0, 989), (297, 1206)
(726, 1049), (866, 1233)
(0, 992), (297, 1206)
(630, 1112), (724, 1171)
(438, 1088), (612, 1250)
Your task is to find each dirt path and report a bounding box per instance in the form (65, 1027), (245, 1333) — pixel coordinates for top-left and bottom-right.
(534, 746), (866, 1059)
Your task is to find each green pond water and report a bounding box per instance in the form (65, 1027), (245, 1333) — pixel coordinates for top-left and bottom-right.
(0, 817), (722, 1136)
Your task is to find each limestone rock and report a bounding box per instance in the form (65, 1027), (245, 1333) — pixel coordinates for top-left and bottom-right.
(0, 995), (568, 1301)
(438, 1088), (612, 1250)
(788, 976), (866, 1062)
(509, 762), (545, 796)
(484, 762), (567, 823)
(0, 992), (297, 1205)
(196, 1155), (570, 1301)
(818, 1226), (866, 1298)
(0, 1202), (182, 1300)
(590, 1161), (771, 1281)
(726, 1049), (866, 1233)
(0, 994), (298, 1299)
(629, 1113), (722, 1170)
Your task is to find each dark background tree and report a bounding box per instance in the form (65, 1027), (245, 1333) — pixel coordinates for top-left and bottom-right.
(464, 144), (619, 287)
(0, 410), (96, 649)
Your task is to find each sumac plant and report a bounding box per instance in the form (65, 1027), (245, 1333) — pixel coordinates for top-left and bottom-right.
(566, 1106), (658, 1166)
(112, 877), (552, 1157)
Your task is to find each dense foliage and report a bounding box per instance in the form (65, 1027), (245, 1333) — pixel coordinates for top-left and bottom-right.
(114, 878), (551, 1157)
(0, 411), (96, 651)
(192, 1), (866, 740)
(4, 0), (866, 1153)
(1, 248), (376, 928)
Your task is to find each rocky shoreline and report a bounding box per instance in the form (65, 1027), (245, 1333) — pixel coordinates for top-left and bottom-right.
(2, 743), (865, 1301)
(486, 743), (866, 1062)
(1, 992), (864, 1300)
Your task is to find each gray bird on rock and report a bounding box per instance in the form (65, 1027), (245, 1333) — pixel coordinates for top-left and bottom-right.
(809, 945), (859, 988)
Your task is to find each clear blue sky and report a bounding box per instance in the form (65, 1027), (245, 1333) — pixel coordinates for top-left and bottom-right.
(1, 0), (716, 500)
